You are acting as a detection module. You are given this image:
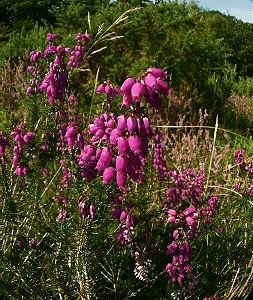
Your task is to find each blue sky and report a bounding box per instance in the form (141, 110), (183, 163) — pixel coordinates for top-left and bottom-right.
(193, 0), (253, 23)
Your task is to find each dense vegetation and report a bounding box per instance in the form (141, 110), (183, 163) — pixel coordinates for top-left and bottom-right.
(0, 1), (252, 299)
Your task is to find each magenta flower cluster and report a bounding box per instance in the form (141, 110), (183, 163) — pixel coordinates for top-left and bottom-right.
(162, 169), (218, 286)
(26, 32), (91, 105)
(78, 196), (95, 220)
(119, 67), (170, 109)
(234, 149), (253, 197)
(152, 132), (169, 180)
(110, 194), (151, 281)
(78, 111), (152, 190)
(96, 81), (119, 100)
(10, 123), (35, 176)
(0, 131), (10, 164)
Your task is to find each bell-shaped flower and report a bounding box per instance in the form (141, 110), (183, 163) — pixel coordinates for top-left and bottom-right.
(89, 203), (95, 219)
(137, 118), (147, 137)
(117, 137), (129, 155)
(26, 87), (33, 95)
(16, 167), (23, 176)
(122, 93), (133, 107)
(126, 215), (132, 229)
(117, 115), (127, 133)
(144, 73), (157, 90)
(96, 148), (102, 160)
(66, 127), (76, 138)
(120, 77), (135, 94)
(143, 117), (152, 137)
(183, 206), (195, 216)
(103, 167), (116, 184)
(116, 156), (128, 171)
(186, 216), (196, 227)
(96, 83), (105, 94)
(110, 128), (121, 145)
(105, 119), (115, 129)
(128, 135), (143, 154)
(157, 79), (170, 95)
(116, 171), (127, 189)
(120, 210), (127, 221)
(131, 82), (146, 102)
(67, 137), (75, 148)
(147, 67), (167, 79)
(96, 147), (113, 171)
(94, 118), (104, 129)
(95, 129), (105, 138)
(105, 84), (115, 99)
(127, 117), (137, 134)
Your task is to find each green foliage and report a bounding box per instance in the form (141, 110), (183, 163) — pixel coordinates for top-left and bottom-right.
(0, 24), (49, 65)
(232, 76), (253, 97)
(203, 11), (253, 78)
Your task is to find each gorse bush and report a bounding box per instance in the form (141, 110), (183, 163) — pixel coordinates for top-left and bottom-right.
(0, 9), (252, 300)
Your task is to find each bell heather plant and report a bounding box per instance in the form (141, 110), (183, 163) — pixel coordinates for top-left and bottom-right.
(0, 10), (252, 300)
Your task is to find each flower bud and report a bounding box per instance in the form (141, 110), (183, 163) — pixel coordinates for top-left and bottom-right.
(110, 128), (121, 145)
(145, 73), (157, 89)
(128, 135), (143, 154)
(120, 210), (127, 221)
(116, 156), (128, 171)
(127, 117), (137, 134)
(157, 79), (170, 95)
(131, 82), (146, 102)
(90, 203), (95, 219)
(96, 147), (113, 171)
(147, 67), (167, 79)
(96, 83), (105, 94)
(117, 115), (127, 133)
(66, 127), (76, 138)
(116, 171), (127, 189)
(120, 77), (135, 94)
(117, 137), (129, 155)
(103, 167), (116, 184)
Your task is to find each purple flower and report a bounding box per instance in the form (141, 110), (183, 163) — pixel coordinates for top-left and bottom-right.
(120, 210), (127, 221)
(89, 203), (95, 219)
(116, 171), (127, 189)
(122, 93), (133, 107)
(168, 209), (177, 216)
(103, 167), (116, 184)
(117, 115), (127, 133)
(66, 127), (76, 138)
(27, 66), (35, 72)
(110, 128), (122, 145)
(147, 67), (167, 79)
(173, 230), (179, 240)
(166, 241), (178, 255)
(16, 167), (23, 176)
(186, 216), (196, 227)
(131, 82), (146, 102)
(116, 156), (128, 171)
(127, 117), (137, 134)
(157, 79), (170, 95)
(183, 206), (196, 216)
(117, 137), (129, 155)
(128, 135), (143, 154)
(120, 77), (135, 94)
(26, 87), (33, 95)
(96, 83), (105, 94)
(96, 147), (113, 171)
(144, 73), (157, 90)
